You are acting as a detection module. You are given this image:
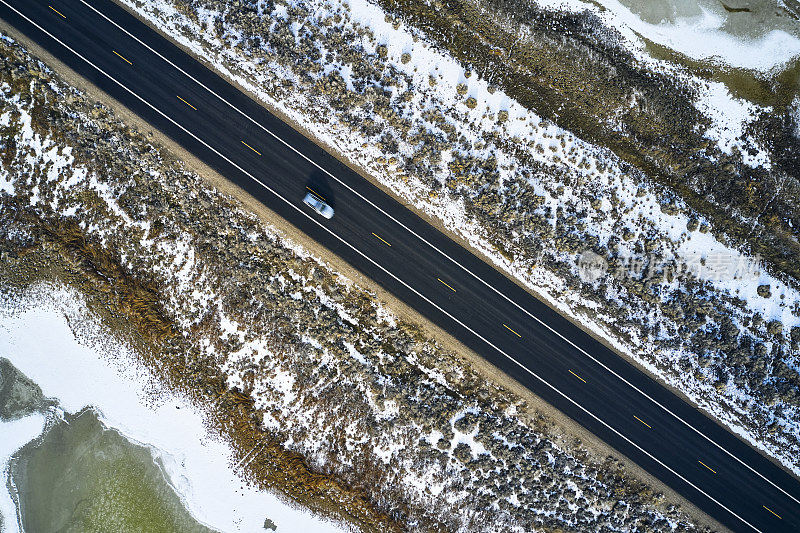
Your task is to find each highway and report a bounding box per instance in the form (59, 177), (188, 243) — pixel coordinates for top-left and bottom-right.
(2, 1), (799, 530)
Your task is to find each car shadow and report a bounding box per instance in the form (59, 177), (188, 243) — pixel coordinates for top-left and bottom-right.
(304, 169), (335, 208)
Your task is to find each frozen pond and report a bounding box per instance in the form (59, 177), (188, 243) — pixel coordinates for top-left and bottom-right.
(587, 0), (800, 70)
(614, 0), (800, 41)
(9, 409), (216, 533)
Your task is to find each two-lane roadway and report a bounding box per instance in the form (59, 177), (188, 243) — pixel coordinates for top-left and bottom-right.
(2, 1), (799, 530)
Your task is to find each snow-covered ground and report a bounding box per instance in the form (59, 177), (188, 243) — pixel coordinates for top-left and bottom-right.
(0, 286), (343, 533)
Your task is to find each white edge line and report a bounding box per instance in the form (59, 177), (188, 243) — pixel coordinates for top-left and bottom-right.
(16, 1), (782, 526)
(76, 0), (800, 508)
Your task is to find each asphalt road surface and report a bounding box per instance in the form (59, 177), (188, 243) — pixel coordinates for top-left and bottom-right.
(2, 1), (799, 531)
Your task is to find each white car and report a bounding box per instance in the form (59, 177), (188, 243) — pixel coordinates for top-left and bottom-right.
(303, 192), (334, 219)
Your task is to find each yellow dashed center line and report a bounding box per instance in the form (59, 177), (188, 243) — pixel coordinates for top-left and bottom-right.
(503, 323), (521, 338)
(48, 5), (66, 18)
(241, 140), (261, 156)
(437, 278), (456, 292)
(569, 369), (587, 383)
(698, 460), (717, 474)
(112, 50), (132, 65)
(371, 232), (391, 247)
(763, 505), (782, 519)
(306, 186), (325, 200)
(176, 95), (197, 110)
(633, 415), (652, 429)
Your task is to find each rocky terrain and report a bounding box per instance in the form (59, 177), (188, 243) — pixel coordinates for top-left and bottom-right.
(0, 32), (714, 531)
(117, 0), (800, 475)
